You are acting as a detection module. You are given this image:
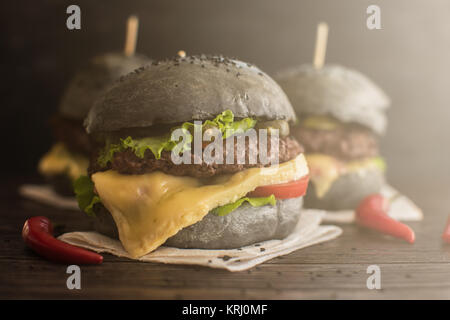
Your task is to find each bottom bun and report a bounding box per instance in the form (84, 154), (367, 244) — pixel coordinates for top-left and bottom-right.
(166, 197), (303, 249)
(92, 197), (304, 249)
(305, 169), (384, 211)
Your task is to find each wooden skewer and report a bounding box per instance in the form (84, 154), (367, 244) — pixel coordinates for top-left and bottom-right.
(313, 22), (329, 69)
(178, 50), (186, 58)
(124, 15), (139, 57)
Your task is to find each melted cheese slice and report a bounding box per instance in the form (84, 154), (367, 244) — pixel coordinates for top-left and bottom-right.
(305, 154), (342, 198)
(92, 154), (309, 258)
(38, 143), (89, 181)
(306, 154), (384, 198)
(302, 115), (341, 131)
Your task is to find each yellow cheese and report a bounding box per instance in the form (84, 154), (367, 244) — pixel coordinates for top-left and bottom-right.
(38, 143), (89, 181)
(305, 154), (342, 198)
(302, 115), (341, 131)
(92, 154), (309, 258)
(305, 154), (385, 198)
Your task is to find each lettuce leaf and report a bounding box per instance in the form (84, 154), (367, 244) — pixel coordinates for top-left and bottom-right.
(97, 141), (126, 168)
(97, 110), (257, 167)
(212, 195), (276, 217)
(203, 110), (256, 138)
(73, 175), (101, 217)
(372, 156), (386, 172)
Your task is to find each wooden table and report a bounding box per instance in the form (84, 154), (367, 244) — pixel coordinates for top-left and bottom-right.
(1, 175), (450, 299)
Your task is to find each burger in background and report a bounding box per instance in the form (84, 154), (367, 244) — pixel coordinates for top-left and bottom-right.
(275, 64), (390, 210)
(76, 55), (310, 257)
(38, 52), (149, 195)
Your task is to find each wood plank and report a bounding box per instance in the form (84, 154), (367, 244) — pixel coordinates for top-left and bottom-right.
(1, 176), (450, 299)
(2, 259), (450, 299)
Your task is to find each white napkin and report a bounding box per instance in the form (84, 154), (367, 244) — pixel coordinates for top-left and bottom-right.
(19, 184), (79, 210)
(58, 210), (342, 272)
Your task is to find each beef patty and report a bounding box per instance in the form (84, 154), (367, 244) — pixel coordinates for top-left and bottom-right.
(89, 135), (303, 178)
(293, 125), (378, 161)
(50, 115), (91, 155)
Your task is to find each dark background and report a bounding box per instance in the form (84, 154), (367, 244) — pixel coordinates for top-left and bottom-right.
(2, 1), (450, 300)
(1, 0), (449, 196)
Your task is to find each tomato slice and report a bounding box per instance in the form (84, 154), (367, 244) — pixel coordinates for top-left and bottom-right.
(248, 175), (309, 199)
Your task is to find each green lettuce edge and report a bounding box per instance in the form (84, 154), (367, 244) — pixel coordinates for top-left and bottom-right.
(73, 175), (101, 217)
(372, 156), (387, 172)
(212, 195), (277, 217)
(97, 109), (257, 167)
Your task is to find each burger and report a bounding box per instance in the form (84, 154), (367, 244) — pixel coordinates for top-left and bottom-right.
(75, 55), (310, 258)
(38, 52), (149, 195)
(275, 64), (390, 210)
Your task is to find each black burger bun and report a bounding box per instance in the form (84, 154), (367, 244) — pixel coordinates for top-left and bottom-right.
(305, 168), (384, 211)
(86, 55), (306, 251)
(275, 64), (390, 135)
(59, 52), (150, 120)
(85, 55), (297, 134)
(166, 197), (303, 249)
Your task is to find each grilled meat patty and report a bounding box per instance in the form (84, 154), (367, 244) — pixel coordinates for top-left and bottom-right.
(89, 135), (303, 178)
(293, 125), (378, 161)
(50, 115), (91, 155)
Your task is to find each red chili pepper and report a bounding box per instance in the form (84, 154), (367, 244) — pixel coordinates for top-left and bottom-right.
(22, 216), (103, 264)
(442, 216), (450, 243)
(356, 194), (415, 244)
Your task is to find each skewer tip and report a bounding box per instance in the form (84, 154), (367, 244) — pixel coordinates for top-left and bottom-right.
(313, 22), (329, 70)
(124, 15), (139, 57)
